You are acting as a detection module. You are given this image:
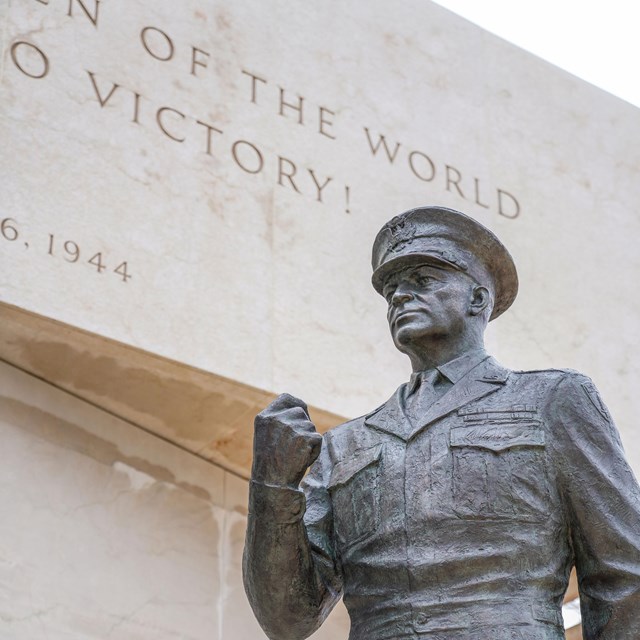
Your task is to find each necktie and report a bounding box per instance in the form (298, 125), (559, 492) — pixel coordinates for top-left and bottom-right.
(404, 368), (447, 427)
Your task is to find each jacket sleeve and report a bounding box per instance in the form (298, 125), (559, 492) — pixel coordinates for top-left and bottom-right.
(242, 440), (342, 640)
(549, 372), (640, 640)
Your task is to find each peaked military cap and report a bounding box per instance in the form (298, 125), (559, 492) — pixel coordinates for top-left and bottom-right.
(371, 206), (518, 320)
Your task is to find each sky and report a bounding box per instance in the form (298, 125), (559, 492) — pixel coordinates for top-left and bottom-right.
(433, 0), (640, 109)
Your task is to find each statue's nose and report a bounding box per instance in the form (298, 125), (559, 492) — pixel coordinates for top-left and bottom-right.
(391, 290), (413, 305)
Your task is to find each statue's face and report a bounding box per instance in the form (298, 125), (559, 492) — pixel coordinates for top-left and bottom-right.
(383, 263), (474, 351)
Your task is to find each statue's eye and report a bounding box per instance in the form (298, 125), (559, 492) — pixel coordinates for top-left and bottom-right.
(416, 275), (434, 286)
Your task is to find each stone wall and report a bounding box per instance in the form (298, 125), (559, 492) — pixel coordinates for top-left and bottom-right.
(0, 361), (349, 638)
(2, 1), (640, 457)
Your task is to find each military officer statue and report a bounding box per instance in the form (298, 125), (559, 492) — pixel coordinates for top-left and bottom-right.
(243, 206), (640, 640)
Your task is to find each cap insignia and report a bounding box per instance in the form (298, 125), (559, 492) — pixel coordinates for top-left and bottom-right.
(386, 215), (416, 242)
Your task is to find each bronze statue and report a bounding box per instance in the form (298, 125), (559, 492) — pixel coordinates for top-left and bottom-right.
(243, 206), (640, 639)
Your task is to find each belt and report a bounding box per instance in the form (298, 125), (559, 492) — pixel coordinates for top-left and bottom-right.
(348, 599), (564, 640)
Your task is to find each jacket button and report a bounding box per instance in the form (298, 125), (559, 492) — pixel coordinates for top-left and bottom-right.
(415, 613), (430, 625)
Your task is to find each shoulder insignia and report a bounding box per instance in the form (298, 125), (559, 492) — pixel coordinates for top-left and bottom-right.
(580, 381), (612, 422)
(513, 368), (571, 375)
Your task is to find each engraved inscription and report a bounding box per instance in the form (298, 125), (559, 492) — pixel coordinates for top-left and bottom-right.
(11, 2), (525, 218)
(2, 218), (133, 283)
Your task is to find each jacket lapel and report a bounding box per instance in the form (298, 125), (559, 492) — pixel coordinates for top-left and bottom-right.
(363, 387), (413, 441)
(365, 357), (510, 442)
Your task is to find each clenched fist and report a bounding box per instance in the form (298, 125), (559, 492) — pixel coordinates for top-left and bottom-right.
(251, 393), (323, 489)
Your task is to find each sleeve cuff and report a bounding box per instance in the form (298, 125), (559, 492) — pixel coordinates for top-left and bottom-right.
(249, 480), (306, 524)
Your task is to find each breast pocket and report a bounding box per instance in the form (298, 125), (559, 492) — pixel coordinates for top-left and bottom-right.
(328, 444), (382, 548)
(449, 422), (550, 522)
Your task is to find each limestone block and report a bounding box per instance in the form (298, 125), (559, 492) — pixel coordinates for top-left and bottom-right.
(2, 1), (639, 441)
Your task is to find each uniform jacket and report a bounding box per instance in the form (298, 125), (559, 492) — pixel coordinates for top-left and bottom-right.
(243, 355), (640, 640)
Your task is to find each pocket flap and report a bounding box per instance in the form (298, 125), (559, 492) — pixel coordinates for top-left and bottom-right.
(329, 444), (382, 489)
(450, 423), (544, 452)
(532, 604), (563, 627)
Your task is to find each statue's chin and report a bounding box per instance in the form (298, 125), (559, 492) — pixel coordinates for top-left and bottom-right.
(393, 324), (456, 356)
(392, 325), (430, 350)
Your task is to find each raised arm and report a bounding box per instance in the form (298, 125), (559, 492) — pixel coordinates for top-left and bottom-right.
(549, 373), (640, 640)
(242, 394), (342, 640)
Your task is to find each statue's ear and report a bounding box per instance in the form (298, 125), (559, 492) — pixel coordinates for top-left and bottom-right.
(469, 285), (491, 317)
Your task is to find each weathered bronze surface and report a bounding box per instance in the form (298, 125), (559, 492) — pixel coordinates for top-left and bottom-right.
(243, 206), (640, 639)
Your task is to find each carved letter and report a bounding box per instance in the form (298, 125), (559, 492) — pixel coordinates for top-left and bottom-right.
(241, 70), (267, 104)
(279, 88), (304, 125)
(67, 0), (100, 28)
(497, 189), (521, 219)
(474, 178), (490, 209)
(278, 157), (301, 192)
(132, 92), (142, 124)
(308, 170), (332, 202)
(363, 128), (401, 164)
(445, 165), (466, 199)
(156, 107), (186, 142)
(86, 71), (119, 106)
(232, 140), (264, 174)
(10, 42), (49, 79)
(196, 120), (224, 155)
(408, 151), (436, 182)
(191, 47), (210, 77)
(318, 106), (336, 140)
(140, 26), (175, 62)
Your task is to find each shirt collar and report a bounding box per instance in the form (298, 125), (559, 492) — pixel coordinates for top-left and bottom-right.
(437, 348), (489, 383)
(408, 348), (489, 392)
